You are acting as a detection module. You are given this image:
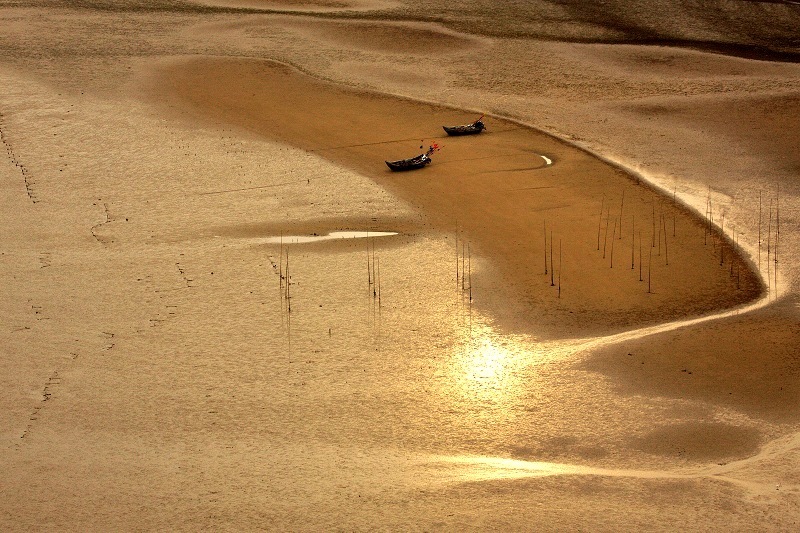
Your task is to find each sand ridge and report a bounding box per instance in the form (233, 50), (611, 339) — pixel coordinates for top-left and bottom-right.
(279, 18), (486, 54)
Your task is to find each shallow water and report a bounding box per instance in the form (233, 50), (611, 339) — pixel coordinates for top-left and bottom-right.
(257, 230), (398, 244)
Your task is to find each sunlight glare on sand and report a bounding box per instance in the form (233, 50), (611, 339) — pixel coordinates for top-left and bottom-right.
(442, 319), (578, 424)
(432, 455), (584, 481)
(447, 323), (527, 419)
(426, 454), (694, 483)
(256, 231), (397, 244)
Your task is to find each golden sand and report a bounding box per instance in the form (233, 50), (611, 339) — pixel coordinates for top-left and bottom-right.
(2, 3), (799, 530)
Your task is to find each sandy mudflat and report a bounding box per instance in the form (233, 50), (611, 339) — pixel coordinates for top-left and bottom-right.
(1, 1), (800, 531)
(149, 56), (761, 338)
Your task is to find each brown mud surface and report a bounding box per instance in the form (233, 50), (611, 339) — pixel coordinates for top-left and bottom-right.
(151, 56), (762, 338)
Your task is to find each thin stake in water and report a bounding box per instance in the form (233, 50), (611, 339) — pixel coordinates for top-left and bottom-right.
(550, 230), (555, 286)
(652, 202), (656, 248)
(733, 229), (740, 286)
(558, 239), (562, 299)
(673, 211), (676, 237)
(758, 191), (762, 271)
(776, 183), (780, 265)
(544, 220), (548, 274)
(767, 200), (772, 259)
(455, 227), (459, 286)
(610, 220), (616, 268)
(286, 247), (291, 312)
(462, 242), (466, 291)
(710, 200), (716, 252)
(468, 243), (472, 302)
(639, 230), (643, 282)
(710, 201), (715, 226)
(737, 259), (740, 289)
(767, 201), (772, 291)
(631, 214), (635, 270)
(597, 194), (605, 251)
(658, 210), (662, 256)
(372, 238), (377, 298)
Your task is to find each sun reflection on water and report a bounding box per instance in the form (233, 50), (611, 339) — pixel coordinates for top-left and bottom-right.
(440, 313), (589, 431)
(422, 454), (690, 484)
(443, 319), (534, 425)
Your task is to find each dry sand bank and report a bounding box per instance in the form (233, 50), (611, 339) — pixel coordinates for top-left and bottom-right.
(192, 0), (800, 61)
(149, 56), (762, 338)
(583, 300), (800, 424)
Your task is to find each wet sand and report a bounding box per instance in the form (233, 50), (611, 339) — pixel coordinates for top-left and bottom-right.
(2, 1), (800, 530)
(151, 56), (761, 338)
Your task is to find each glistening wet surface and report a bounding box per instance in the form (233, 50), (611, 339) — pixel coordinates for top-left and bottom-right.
(258, 230), (397, 244)
(161, 57), (763, 339)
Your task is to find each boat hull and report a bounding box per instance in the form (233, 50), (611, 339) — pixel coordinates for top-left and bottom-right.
(443, 120), (485, 136)
(385, 153), (432, 171)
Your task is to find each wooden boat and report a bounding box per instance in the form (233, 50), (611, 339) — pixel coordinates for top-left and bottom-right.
(385, 152), (432, 171)
(385, 143), (439, 171)
(443, 116), (486, 136)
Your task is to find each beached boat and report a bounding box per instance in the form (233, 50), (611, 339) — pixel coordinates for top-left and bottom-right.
(443, 116), (486, 136)
(385, 142), (439, 171)
(385, 152), (432, 171)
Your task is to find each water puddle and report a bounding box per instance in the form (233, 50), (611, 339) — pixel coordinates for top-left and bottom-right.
(259, 231), (397, 245)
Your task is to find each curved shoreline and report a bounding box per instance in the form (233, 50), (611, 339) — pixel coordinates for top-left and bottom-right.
(302, 75), (774, 303)
(148, 55), (764, 339)
(340, 86), (783, 328)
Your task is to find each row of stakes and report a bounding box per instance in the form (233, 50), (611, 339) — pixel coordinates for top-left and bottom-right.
(277, 232), (474, 314)
(274, 184), (780, 315)
(583, 185), (781, 294)
(277, 235), (387, 315)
